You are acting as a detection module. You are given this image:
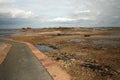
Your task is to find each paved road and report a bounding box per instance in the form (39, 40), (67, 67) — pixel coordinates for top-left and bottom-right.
(0, 40), (53, 80)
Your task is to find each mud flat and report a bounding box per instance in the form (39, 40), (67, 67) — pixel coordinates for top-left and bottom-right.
(9, 27), (120, 80)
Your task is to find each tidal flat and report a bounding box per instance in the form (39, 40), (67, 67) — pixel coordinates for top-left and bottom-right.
(9, 27), (120, 80)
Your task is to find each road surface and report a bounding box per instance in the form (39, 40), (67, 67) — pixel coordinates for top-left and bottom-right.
(0, 40), (53, 80)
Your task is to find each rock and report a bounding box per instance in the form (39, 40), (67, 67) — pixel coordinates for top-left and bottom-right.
(54, 57), (61, 60)
(80, 62), (117, 77)
(84, 34), (91, 37)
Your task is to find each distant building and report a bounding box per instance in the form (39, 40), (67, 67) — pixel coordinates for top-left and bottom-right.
(22, 27), (32, 32)
(27, 27), (32, 30)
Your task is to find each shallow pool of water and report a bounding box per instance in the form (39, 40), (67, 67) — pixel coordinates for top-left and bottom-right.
(35, 45), (56, 52)
(92, 40), (120, 47)
(92, 35), (120, 38)
(69, 39), (85, 42)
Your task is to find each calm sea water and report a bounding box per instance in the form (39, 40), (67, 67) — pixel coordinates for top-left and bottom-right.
(0, 29), (15, 38)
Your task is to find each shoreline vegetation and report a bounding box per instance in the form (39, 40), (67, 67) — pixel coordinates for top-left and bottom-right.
(8, 27), (120, 80)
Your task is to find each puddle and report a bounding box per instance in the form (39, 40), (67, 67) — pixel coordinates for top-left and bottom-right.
(35, 45), (57, 52)
(69, 39), (85, 42)
(92, 35), (120, 38)
(92, 40), (120, 47)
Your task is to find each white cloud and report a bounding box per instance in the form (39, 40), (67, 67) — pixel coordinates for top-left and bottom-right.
(49, 15), (95, 22)
(9, 8), (37, 18)
(49, 17), (77, 22)
(0, 0), (15, 3)
(113, 16), (120, 19)
(0, 8), (37, 19)
(76, 10), (91, 13)
(78, 17), (93, 20)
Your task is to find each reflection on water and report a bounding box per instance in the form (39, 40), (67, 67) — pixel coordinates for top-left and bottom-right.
(69, 39), (85, 42)
(92, 35), (120, 38)
(35, 45), (57, 52)
(92, 40), (120, 47)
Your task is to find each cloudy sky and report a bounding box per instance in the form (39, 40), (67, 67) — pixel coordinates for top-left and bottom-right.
(0, 0), (120, 29)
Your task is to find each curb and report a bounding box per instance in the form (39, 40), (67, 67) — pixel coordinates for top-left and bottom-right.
(26, 42), (71, 80)
(0, 43), (12, 64)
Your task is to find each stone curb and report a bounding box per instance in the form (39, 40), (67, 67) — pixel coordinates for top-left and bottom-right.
(25, 42), (71, 80)
(0, 43), (12, 64)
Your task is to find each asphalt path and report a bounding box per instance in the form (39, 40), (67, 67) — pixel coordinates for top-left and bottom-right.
(0, 40), (53, 80)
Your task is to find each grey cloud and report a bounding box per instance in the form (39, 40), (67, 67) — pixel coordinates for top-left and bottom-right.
(0, 0), (120, 28)
(0, 13), (39, 28)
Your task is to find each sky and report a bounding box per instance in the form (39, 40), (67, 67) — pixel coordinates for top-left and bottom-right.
(0, 0), (120, 29)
